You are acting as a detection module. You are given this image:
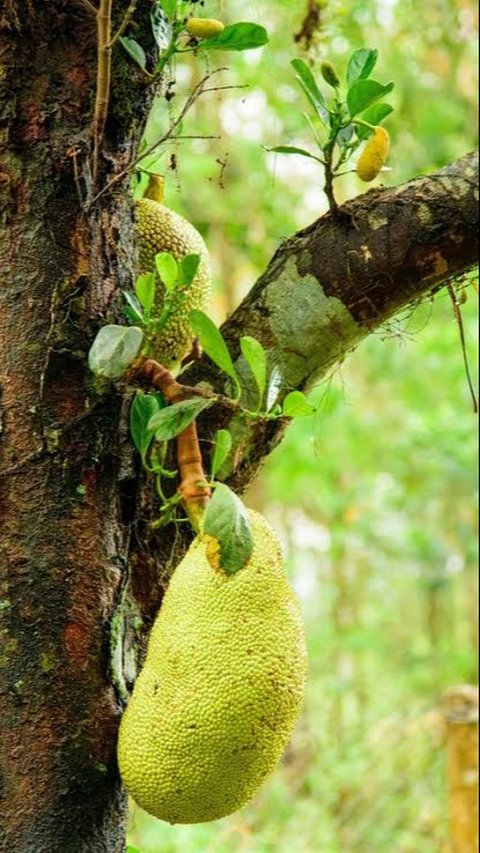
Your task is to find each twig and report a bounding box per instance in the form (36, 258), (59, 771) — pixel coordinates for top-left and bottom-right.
(108, 0), (138, 49)
(201, 84), (249, 93)
(323, 139), (338, 211)
(447, 283), (478, 413)
(88, 70), (223, 208)
(92, 0), (113, 188)
(136, 359), (211, 531)
(75, 0), (97, 15)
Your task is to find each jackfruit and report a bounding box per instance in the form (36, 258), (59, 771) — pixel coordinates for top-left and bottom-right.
(118, 510), (307, 824)
(186, 18), (225, 39)
(320, 61), (340, 89)
(357, 126), (390, 182)
(135, 176), (211, 372)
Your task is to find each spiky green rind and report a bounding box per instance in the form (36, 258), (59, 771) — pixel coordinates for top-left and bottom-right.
(118, 510), (307, 825)
(136, 198), (212, 371)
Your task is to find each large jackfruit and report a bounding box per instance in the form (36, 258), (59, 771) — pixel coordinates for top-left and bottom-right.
(135, 176), (211, 372)
(118, 510), (307, 824)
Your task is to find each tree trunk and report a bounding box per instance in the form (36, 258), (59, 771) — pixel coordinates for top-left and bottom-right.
(0, 4), (478, 851)
(444, 685), (479, 853)
(0, 3), (154, 850)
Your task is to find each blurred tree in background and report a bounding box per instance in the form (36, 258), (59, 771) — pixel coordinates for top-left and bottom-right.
(128, 0), (478, 851)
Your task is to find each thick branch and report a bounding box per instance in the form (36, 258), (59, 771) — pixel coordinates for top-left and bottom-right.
(186, 152), (479, 491)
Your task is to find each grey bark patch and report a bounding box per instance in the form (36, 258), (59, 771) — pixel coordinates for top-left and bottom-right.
(264, 257), (362, 387)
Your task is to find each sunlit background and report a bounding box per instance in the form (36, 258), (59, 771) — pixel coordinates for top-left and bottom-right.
(128, 1), (478, 850)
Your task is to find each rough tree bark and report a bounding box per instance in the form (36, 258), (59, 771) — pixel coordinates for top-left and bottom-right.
(0, 2), (156, 850)
(0, 3), (478, 852)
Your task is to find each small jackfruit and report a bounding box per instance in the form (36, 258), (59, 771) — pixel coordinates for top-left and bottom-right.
(135, 180), (211, 372)
(356, 126), (390, 182)
(186, 18), (225, 39)
(118, 511), (307, 824)
(320, 60), (341, 88)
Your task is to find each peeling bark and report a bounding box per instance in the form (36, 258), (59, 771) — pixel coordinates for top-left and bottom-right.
(0, 3), (478, 851)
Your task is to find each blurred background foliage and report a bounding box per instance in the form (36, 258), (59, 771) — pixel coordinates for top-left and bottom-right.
(127, 0), (478, 850)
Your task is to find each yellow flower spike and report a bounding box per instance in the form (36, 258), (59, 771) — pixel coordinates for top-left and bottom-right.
(357, 126), (391, 183)
(186, 18), (225, 40)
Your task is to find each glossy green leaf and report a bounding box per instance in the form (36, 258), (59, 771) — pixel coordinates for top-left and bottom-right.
(135, 273), (156, 314)
(347, 79), (394, 117)
(211, 429), (233, 480)
(282, 390), (316, 418)
(346, 48), (379, 85)
(155, 252), (178, 290)
(124, 305), (142, 326)
(356, 103), (394, 139)
(291, 59), (329, 123)
(178, 254), (200, 287)
(130, 392), (161, 459)
(265, 145), (322, 162)
(123, 291), (144, 325)
(200, 22), (268, 52)
(240, 336), (267, 410)
(266, 365), (283, 412)
(160, 0), (176, 19)
(88, 325), (143, 379)
(148, 397), (212, 441)
(336, 124), (355, 146)
(189, 310), (238, 384)
(119, 37), (147, 71)
(151, 2), (172, 48)
(203, 484), (253, 575)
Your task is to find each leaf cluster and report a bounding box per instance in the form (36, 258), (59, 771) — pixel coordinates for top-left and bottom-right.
(120, 2), (269, 79)
(266, 49), (394, 206)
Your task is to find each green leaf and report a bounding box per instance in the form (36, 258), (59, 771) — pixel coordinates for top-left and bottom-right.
(123, 291), (144, 325)
(336, 124), (354, 146)
(151, 2), (172, 48)
(124, 305), (142, 326)
(240, 336), (267, 411)
(203, 484), (253, 575)
(266, 365), (283, 412)
(119, 37), (147, 71)
(159, 0), (176, 19)
(356, 103), (394, 139)
(178, 254), (200, 287)
(126, 847), (142, 853)
(130, 392), (162, 459)
(302, 111), (324, 147)
(200, 22), (268, 52)
(291, 59), (329, 124)
(135, 273), (156, 314)
(282, 390), (316, 418)
(265, 145), (322, 162)
(211, 429), (232, 480)
(346, 48), (379, 86)
(155, 252), (178, 290)
(148, 397), (212, 442)
(347, 79), (394, 117)
(88, 325), (143, 379)
(189, 310), (239, 386)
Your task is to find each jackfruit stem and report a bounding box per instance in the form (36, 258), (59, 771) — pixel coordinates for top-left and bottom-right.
(138, 359), (211, 531)
(144, 174), (165, 204)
